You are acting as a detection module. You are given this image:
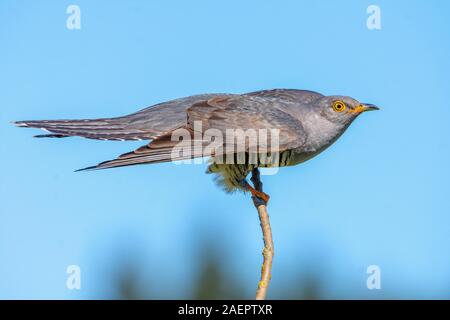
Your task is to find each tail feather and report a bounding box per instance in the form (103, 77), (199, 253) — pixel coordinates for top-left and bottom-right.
(13, 118), (158, 141)
(76, 143), (205, 171)
(34, 133), (68, 138)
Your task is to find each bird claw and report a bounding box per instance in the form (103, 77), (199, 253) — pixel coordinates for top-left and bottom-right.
(243, 180), (270, 205)
(251, 189), (270, 204)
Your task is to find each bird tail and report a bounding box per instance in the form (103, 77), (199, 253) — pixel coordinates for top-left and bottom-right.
(13, 117), (156, 141)
(76, 141), (204, 171)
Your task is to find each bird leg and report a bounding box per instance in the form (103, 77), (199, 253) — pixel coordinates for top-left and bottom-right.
(244, 181), (270, 205)
(243, 171), (270, 205)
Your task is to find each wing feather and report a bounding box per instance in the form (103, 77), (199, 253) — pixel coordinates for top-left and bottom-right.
(77, 94), (308, 171)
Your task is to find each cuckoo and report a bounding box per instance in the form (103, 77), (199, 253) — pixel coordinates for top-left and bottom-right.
(14, 89), (379, 202)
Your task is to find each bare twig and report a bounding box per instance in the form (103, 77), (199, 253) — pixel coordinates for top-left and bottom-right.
(250, 168), (274, 300)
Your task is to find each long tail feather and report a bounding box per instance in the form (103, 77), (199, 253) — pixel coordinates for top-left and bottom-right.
(76, 144), (204, 171)
(13, 118), (157, 141)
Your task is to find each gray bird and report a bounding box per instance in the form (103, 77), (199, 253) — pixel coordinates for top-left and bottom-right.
(14, 89), (378, 202)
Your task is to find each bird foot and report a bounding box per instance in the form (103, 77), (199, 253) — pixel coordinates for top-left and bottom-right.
(244, 181), (270, 204)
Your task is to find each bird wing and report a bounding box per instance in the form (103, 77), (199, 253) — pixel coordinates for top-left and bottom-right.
(246, 88), (323, 104)
(13, 94), (228, 141)
(79, 95), (307, 171)
(187, 95), (307, 153)
(13, 89), (320, 141)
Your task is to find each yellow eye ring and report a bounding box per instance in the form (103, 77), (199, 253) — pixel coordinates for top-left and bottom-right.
(332, 101), (346, 113)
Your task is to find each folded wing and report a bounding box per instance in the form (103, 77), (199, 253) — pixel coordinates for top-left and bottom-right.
(78, 95), (307, 171)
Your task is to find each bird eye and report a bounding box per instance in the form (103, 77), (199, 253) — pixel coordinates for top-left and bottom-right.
(332, 101), (346, 113)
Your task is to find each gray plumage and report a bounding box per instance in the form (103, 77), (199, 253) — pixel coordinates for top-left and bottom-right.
(14, 89), (378, 193)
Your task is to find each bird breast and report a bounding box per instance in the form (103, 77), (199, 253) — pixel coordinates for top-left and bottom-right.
(287, 113), (344, 166)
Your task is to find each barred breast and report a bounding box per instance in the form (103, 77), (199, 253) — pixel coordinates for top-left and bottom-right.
(206, 150), (297, 192)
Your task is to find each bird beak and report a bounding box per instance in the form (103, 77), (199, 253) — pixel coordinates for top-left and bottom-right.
(360, 103), (380, 112)
(349, 103), (380, 114)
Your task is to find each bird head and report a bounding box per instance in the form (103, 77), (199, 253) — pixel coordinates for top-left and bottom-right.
(315, 95), (379, 126)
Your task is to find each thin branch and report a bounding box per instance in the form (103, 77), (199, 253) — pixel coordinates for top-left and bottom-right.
(250, 168), (274, 300)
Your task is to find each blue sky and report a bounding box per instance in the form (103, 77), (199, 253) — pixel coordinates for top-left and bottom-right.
(1, 0), (449, 299)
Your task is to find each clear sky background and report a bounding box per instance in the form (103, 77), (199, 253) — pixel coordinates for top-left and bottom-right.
(1, 0), (449, 299)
